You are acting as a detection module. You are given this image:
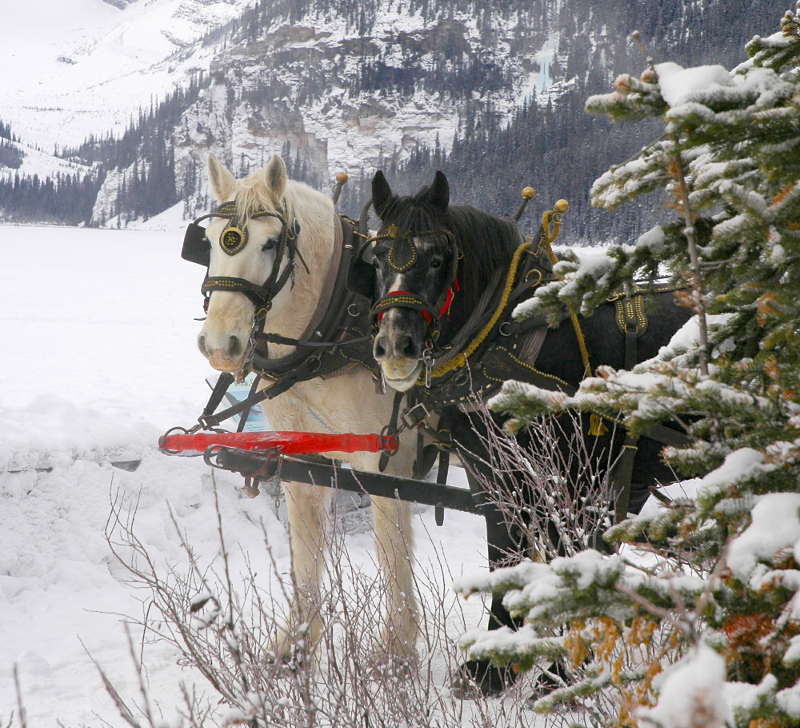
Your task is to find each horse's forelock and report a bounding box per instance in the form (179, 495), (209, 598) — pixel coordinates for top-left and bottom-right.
(379, 191), (446, 240)
(379, 191), (521, 300)
(233, 168), (280, 221)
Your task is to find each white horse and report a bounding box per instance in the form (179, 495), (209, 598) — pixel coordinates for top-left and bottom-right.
(197, 153), (418, 658)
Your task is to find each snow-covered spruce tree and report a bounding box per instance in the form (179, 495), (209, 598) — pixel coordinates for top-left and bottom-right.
(457, 5), (800, 726)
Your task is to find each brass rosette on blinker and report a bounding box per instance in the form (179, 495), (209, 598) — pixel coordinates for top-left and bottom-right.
(220, 222), (248, 255)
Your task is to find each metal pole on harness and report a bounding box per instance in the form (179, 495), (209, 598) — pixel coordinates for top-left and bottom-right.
(331, 172), (349, 205)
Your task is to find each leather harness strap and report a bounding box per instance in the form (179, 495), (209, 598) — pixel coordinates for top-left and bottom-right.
(396, 233), (691, 523)
(197, 216), (376, 430)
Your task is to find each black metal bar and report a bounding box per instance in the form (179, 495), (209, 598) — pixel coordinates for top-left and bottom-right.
(512, 187), (535, 222)
(209, 447), (481, 515)
(358, 197), (373, 237)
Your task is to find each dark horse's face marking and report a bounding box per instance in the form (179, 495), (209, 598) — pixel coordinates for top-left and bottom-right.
(370, 170), (456, 390)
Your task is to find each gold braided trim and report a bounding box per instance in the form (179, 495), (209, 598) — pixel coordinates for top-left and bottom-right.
(540, 209), (607, 436)
(615, 293), (647, 333)
(539, 210), (592, 379)
(203, 280), (251, 289)
(430, 242), (532, 379)
(373, 295), (427, 310)
(495, 346), (572, 389)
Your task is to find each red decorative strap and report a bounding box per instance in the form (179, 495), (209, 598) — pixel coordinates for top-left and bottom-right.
(376, 282), (458, 324)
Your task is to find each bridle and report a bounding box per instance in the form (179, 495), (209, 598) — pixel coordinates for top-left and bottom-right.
(182, 199), (303, 315)
(348, 223), (460, 341)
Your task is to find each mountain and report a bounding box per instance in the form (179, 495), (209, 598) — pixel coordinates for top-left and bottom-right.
(0, 0), (779, 242)
(0, 0), (255, 150)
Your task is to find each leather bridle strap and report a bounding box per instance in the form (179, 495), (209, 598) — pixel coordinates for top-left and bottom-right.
(199, 201), (301, 312)
(369, 243), (460, 331)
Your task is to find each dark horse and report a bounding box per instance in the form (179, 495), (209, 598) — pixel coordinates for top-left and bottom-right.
(354, 170), (691, 690)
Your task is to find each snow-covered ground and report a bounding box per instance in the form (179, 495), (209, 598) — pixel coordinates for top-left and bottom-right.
(0, 224), (489, 725)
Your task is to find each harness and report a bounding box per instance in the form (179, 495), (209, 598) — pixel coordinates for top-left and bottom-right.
(182, 205), (375, 428)
(354, 207), (691, 524)
(183, 199), (304, 313)
(410, 229), (557, 411)
(348, 223), (461, 345)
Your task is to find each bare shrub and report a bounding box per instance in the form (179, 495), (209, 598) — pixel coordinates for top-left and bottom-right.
(98, 477), (545, 727)
(454, 406), (706, 728)
(468, 404), (616, 562)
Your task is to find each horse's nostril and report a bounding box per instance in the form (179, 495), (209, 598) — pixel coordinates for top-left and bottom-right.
(229, 336), (242, 358)
(198, 334), (208, 356)
(399, 335), (418, 359)
(374, 337), (387, 359)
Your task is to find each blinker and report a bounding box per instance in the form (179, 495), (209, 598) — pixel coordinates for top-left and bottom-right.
(347, 256), (377, 300)
(181, 222), (211, 267)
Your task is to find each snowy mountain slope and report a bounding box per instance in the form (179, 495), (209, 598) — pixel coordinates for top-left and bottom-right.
(92, 0), (560, 224)
(0, 0), (255, 151)
(0, 138), (89, 182)
(0, 0), (779, 238)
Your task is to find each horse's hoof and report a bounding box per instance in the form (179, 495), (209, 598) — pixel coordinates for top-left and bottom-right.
(450, 658), (517, 698)
(376, 628), (419, 666)
(271, 624), (314, 665)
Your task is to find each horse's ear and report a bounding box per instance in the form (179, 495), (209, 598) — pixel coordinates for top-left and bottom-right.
(430, 170), (449, 213)
(265, 155), (287, 203)
(207, 152), (237, 202)
(371, 170), (393, 218)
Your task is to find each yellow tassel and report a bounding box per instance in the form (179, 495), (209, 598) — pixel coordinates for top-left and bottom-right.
(590, 413), (608, 437)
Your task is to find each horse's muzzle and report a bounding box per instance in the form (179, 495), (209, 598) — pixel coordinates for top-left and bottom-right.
(372, 309), (426, 390)
(198, 332), (246, 371)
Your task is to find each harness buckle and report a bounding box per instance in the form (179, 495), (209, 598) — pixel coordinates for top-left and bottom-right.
(379, 426), (400, 456)
(422, 341), (434, 389)
(245, 305), (272, 366)
(400, 402), (432, 431)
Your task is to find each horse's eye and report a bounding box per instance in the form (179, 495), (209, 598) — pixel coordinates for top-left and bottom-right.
(262, 239), (276, 251)
(430, 257), (443, 269)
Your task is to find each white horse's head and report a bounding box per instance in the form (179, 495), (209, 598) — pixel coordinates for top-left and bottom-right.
(197, 152), (334, 373)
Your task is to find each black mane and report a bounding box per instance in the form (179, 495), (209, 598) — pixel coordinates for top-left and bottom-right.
(377, 184), (522, 304)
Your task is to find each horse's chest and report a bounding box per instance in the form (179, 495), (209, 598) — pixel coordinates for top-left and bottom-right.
(259, 372), (390, 434)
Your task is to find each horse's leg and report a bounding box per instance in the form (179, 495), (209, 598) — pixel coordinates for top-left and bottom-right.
(370, 494), (419, 660)
(278, 480), (333, 656)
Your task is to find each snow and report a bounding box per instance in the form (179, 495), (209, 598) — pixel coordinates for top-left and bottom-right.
(635, 225), (666, 253)
(696, 448), (768, 504)
(2, 0), (561, 216)
(0, 140), (90, 186)
(655, 62), (731, 108)
(639, 643), (729, 728)
(0, 0), (255, 150)
(0, 224), (489, 725)
(727, 492), (800, 581)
